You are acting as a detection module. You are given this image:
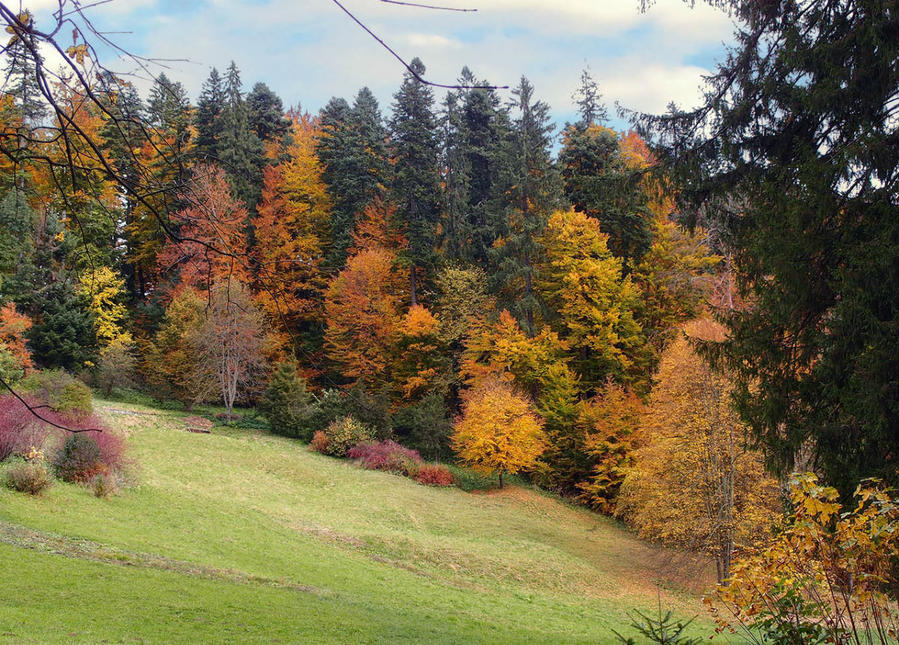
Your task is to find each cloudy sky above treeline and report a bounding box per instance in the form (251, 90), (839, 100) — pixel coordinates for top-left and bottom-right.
(25, 0), (736, 132)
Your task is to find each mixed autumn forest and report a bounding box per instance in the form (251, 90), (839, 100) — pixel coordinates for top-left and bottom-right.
(0, 1), (897, 643)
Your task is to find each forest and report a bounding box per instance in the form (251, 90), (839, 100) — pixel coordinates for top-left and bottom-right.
(0, 1), (897, 643)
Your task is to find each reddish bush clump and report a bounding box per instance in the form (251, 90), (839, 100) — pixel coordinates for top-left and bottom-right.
(348, 440), (422, 474)
(413, 464), (455, 487)
(0, 395), (57, 461)
(309, 430), (329, 454)
(53, 424), (126, 483)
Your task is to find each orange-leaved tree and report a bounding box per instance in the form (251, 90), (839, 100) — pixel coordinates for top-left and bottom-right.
(324, 246), (402, 387)
(156, 164), (249, 293)
(452, 379), (546, 488)
(0, 302), (32, 373)
(391, 304), (448, 401)
(253, 113), (331, 338)
(575, 380), (644, 513)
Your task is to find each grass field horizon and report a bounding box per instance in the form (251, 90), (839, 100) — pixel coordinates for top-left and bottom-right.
(0, 398), (724, 644)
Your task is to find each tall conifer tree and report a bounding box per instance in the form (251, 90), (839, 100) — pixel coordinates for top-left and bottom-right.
(388, 58), (441, 305)
(491, 77), (557, 334)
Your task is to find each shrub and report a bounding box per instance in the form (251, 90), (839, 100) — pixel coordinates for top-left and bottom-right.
(320, 416), (373, 457)
(53, 429), (124, 483)
(0, 342), (26, 384)
(413, 463), (455, 487)
(20, 369), (93, 417)
(710, 474), (899, 645)
(348, 440), (422, 474)
(0, 395), (52, 461)
(309, 430), (329, 454)
(91, 472), (117, 498)
(5, 459), (52, 495)
(54, 433), (103, 482)
(307, 385), (392, 440)
(260, 360), (314, 440)
(95, 338), (138, 397)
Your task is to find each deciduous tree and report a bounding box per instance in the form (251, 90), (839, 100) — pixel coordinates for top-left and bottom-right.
(452, 378), (546, 488)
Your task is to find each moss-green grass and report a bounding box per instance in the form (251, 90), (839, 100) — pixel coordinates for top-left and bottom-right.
(0, 399), (721, 644)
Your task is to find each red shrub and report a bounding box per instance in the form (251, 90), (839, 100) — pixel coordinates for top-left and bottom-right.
(53, 422), (126, 483)
(347, 440), (422, 474)
(0, 395), (53, 461)
(309, 430), (329, 454)
(414, 464), (455, 487)
(79, 426), (126, 473)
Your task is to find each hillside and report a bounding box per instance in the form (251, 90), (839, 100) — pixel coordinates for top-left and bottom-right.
(0, 400), (718, 644)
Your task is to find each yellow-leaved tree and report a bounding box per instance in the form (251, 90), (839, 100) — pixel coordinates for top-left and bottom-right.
(391, 304), (448, 400)
(538, 208), (649, 393)
(452, 379), (546, 488)
(615, 319), (778, 582)
(77, 266), (130, 346)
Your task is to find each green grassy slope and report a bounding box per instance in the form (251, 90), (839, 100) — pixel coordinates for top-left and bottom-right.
(0, 400), (719, 644)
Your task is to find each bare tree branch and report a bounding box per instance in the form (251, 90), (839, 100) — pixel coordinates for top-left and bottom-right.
(331, 0), (507, 90)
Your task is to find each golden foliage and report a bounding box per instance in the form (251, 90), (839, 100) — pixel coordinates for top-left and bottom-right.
(576, 381), (644, 513)
(710, 474), (899, 644)
(452, 379), (546, 487)
(616, 321), (778, 581)
(253, 114), (331, 330)
(537, 208), (647, 392)
(77, 266), (130, 346)
(392, 304), (445, 399)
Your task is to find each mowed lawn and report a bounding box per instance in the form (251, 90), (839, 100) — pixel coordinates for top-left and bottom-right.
(0, 399), (721, 644)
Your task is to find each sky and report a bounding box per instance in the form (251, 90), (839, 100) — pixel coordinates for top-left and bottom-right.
(23, 0), (737, 134)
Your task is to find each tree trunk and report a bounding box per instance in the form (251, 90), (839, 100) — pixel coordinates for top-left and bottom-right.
(410, 265), (417, 307)
(499, 470), (504, 489)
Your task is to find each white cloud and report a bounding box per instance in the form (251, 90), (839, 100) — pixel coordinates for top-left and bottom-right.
(49, 0), (735, 128)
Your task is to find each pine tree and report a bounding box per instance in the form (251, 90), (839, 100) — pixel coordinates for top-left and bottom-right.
(194, 68), (225, 161)
(440, 68), (509, 264)
(246, 82), (290, 144)
(491, 77), (557, 335)
(218, 61), (264, 209)
(439, 90), (471, 262)
(26, 280), (97, 371)
(3, 9), (46, 166)
(316, 89), (388, 270)
(572, 68), (607, 127)
(633, 0), (899, 499)
(146, 73), (192, 149)
(559, 124), (652, 270)
(388, 58), (441, 305)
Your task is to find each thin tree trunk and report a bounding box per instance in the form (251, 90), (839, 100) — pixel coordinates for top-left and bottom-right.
(410, 265), (417, 306)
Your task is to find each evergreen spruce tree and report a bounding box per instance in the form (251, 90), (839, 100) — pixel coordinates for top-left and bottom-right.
(559, 123), (652, 271)
(260, 359), (314, 440)
(316, 89), (388, 270)
(491, 77), (557, 334)
(194, 68), (225, 161)
(26, 280), (97, 371)
(634, 0), (899, 499)
(147, 73), (192, 148)
(218, 61), (264, 209)
(0, 190), (35, 297)
(2, 9), (46, 195)
(246, 82), (291, 145)
(439, 68), (510, 265)
(388, 58), (441, 305)
(572, 68), (607, 127)
(440, 89), (472, 262)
